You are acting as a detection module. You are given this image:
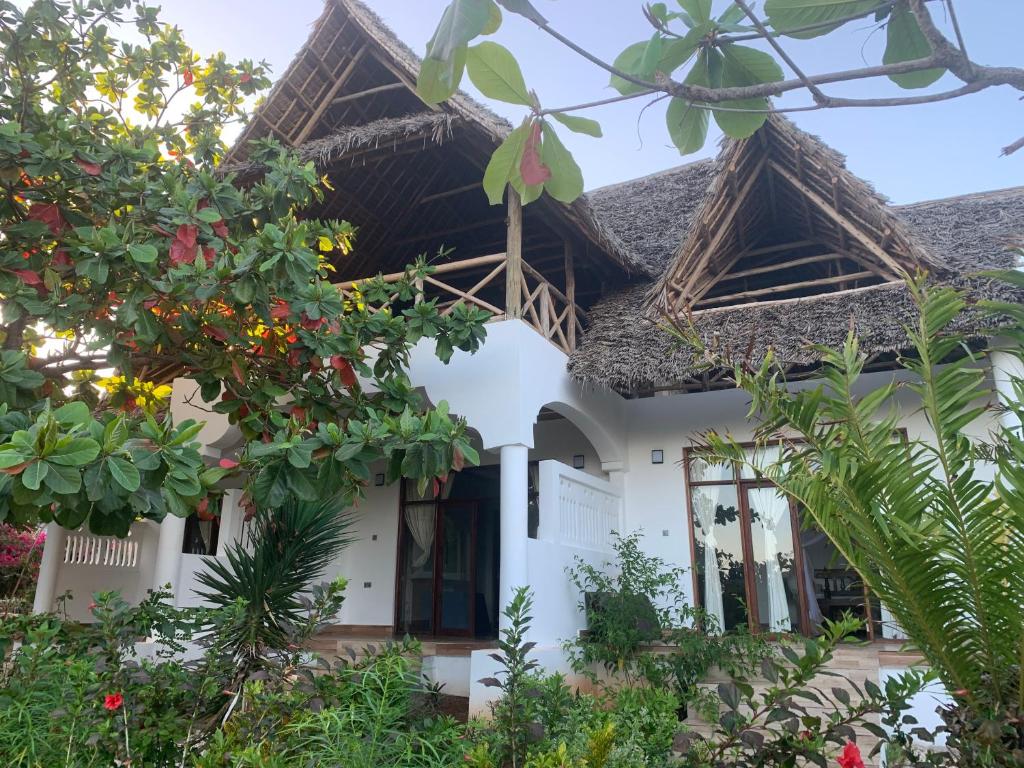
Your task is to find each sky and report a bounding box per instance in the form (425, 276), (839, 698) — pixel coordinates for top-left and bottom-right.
(157, 0), (1022, 205)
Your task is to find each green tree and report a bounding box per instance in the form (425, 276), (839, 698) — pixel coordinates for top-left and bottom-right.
(0, 0), (487, 537)
(682, 269), (1024, 764)
(416, 0), (1024, 205)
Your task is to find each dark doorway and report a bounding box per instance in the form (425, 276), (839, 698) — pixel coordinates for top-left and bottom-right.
(395, 466), (500, 638)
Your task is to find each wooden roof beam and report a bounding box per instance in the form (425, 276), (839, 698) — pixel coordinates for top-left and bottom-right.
(697, 270), (877, 307)
(293, 45), (368, 145)
(768, 160), (909, 279)
(331, 81), (407, 105)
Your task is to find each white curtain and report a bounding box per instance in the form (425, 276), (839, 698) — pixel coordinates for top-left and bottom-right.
(405, 506), (436, 568)
(750, 487), (791, 632)
(692, 485), (725, 633)
(799, 530), (827, 627)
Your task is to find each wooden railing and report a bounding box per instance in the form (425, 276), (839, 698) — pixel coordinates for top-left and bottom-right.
(337, 252), (587, 354)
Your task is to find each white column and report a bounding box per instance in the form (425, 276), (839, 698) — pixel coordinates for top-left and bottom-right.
(499, 443), (529, 631)
(151, 513), (186, 600)
(991, 349), (1024, 434)
(32, 522), (66, 614)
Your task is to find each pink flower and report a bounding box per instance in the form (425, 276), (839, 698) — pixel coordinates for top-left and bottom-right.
(838, 742), (865, 768)
(103, 693), (124, 711)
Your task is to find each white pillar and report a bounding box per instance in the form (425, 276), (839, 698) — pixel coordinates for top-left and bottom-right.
(499, 443), (529, 630)
(32, 522), (66, 614)
(991, 349), (1024, 434)
(151, 513), (186, 600)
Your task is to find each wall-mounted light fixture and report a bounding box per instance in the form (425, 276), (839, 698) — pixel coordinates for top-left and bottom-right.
(572, 454), (585, 469)
(651, 449), (664, 465)
(374, 473), (385, 486)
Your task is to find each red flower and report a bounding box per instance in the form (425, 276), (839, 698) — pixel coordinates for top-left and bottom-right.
(837, 741), (864, 768)
(183, 68), (194, 86)
(240, 73), (252, 84)
(103, 693), (124, 711)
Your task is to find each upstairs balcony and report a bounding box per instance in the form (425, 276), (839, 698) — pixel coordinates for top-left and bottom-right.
(338, 249), (588, 354)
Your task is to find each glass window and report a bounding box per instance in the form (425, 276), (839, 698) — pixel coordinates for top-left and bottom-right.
(691, 483), (747, 633)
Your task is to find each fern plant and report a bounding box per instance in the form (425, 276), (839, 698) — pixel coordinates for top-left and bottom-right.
(680, 275), (1024, 763)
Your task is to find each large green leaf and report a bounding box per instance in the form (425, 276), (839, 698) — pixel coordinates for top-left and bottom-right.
(712, 44), (782, 140)
(609, 41), (653, 96)
(21, 460), (47, 491)
(495, 0), (546, 24)
(47, 437), (101, 466)
(107, 455), (141, 492)
(678, 0), (712, 23)
(551, 112), (603, 138)
(883, 2), (944, 89)
(482, 122), (530, 205)
(666, 50), (718, 155)
(466, 42), (532, 106)
(539, 123), (584, 203)
(42, 461), (81, 494)
(417, 0), (497, 104)
(764, 0), (878, 39)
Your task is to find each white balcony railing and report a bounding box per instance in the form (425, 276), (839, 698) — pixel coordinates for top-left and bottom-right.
(64, 532), (139, 568)
(536, 460), (622, 553)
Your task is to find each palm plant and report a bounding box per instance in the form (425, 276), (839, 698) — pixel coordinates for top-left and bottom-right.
(194, 494), (353, 668)
(680, 274), (1024, 763)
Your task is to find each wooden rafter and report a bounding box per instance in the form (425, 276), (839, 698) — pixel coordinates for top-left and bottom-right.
(331, 81), (406, 105)
(292, 45), (367, 145)
(697, 270), (876, 307)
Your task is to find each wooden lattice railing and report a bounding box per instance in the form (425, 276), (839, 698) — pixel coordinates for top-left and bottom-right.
(337, 252), (587, 354)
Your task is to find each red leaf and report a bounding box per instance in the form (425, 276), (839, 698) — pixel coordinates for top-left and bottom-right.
(75, 157), (102, 176)
(168, 239), (196, 266)
(204, 324), (229, 342)
(27, 203), (66, 236)
(270, 301), (291, 320)
(202, 246), (215, 267)
(219, 458), (239, 469)
(330, 355), (357, 387)
(183, 68), (194, 86)
(230, 358), (245, 385)
(11, 269), (42, 286)
(520, 122), (551, 186)
(300, 313), (326, 331)
(212, 220), (229, 239)
(240, 73), (252, 84)
(290, 405), (306, 421)
(0, 461), (31, 476)
(453, 447), (465, 472)
(51, 249), (72, 268)
(175, 224), (197, 248)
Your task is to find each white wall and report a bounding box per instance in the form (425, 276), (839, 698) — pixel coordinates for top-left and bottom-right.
(51, 521), (160, 621)
(320, 468), (401, 627)
(616, 364), (1002, 610)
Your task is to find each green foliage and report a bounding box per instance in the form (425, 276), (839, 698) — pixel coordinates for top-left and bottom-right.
(679, 271), (1024, 765)
(194, 494), (353, 668)
(0, 0), (489, 536)
(676, 615), (934, 766)
(481, 586), (541, 768)
(567, 531), (768, 711)
(417, 0), (985, 203)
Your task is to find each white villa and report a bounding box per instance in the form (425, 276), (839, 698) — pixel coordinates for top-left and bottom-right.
(31, 0), (1024, 716)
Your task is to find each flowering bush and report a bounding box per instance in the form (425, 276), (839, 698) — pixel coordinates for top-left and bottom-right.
(0, 523), (44, 604)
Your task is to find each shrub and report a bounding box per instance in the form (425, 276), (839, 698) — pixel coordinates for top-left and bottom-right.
(567, 531), (768, 714)
(0, 524), (44, 609)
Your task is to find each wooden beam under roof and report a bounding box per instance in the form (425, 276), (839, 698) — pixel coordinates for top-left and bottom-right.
(331, 81), (407, 105)
(293, 45), (367, 144)
(697, 270), (877, 307)
(768, 160), (909, 279)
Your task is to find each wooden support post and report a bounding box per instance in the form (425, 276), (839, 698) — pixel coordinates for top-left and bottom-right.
(564, 239), (576, 350)
(539, 283), (551, 335)
(505, 187), (523, 320)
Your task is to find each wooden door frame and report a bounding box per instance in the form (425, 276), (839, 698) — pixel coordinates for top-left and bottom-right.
(394, 481), (484, 639)
(683, 446), (812, 636)
(433, 500), (479, 637)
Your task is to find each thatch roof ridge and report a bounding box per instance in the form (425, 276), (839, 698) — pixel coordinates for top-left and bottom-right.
(333, 0), (512, 140)
(569, 176), (1024, 394)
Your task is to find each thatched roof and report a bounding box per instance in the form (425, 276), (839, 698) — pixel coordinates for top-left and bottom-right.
(225, 0), (641, 280)
(569, 176), (1024, 394)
